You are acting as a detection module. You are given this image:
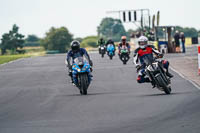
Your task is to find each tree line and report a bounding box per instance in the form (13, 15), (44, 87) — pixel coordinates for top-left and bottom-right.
(0, 19), (199, 55)
(0, 25), (73, 55)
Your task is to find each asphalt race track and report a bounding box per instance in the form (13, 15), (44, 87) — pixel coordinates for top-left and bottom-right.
(0, 53), (199, 133)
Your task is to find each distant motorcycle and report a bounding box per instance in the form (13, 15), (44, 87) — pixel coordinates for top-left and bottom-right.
(138, 55), (172, 94)
(120, 46), (129, 64)
(107, 44), (115, 60)
(99, 45), (106, 58)
(72, 57), (92, 95)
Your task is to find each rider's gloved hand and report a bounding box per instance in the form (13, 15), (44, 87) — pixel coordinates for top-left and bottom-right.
(89, 60), (93, 67)
(68, 64), (72, 70)
(68, 65), (72, 76)
(158, 53), (163, 58)
(136, 65), (141, 73)
(90, 67), (93, 72)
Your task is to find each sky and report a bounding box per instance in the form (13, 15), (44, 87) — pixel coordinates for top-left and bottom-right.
(0, 0), (199, 38)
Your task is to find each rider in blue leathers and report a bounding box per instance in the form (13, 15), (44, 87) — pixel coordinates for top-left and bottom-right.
(66, 40), (93, 84)
(106, 39), (116, 55)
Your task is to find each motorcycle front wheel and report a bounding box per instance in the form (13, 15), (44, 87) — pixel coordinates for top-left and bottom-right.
(101, 53), (104, 58)
(109, 55), (113, 60)
(156, 74), (171, 94)
(78, 73), (89, 95)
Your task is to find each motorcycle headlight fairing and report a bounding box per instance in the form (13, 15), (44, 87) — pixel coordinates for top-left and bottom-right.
(73, 65), (81, 72)
(147, 63), (158, 71)
(82, 64), (89, 71)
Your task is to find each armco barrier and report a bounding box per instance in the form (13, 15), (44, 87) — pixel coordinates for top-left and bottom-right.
(199, 37), (200, 44)
(46, 50), (60, 54)
(185, 38), (192, 46)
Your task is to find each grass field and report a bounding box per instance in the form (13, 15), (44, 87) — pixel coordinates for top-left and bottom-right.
(0, 47), (45, 65)
(0, 54), (31, 65)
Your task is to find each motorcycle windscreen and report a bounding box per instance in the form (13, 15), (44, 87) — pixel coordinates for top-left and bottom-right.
(74, 57), (88, 68)
(121, 46), (128, 53)
(141, 54), (154, 65)
(107, 44), (114, 51)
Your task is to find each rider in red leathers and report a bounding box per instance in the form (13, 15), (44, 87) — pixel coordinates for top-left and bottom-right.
(133, 36), (173, 84)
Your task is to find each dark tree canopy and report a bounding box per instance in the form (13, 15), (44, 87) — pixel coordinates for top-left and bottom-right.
(175, 26), (198, 37)
(97, 18), (127, 42)
(81, 36), (98, 48)
(74, 37), (83, 43)
(40, 27), (73, 53)
(26, 35), (40, 42)
(24, 35), (41, 47)
(0, 24), (25, 55)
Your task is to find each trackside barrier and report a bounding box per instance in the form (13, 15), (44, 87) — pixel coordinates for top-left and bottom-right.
(198, 37), (200, 45)
(198, 46), (200, 75)
(185, 38), (192, 47)
(46, 50), (60, 54)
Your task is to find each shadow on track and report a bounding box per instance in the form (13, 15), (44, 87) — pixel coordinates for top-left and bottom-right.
(58, 91), (121, 97)
(138, 91), (195, 97)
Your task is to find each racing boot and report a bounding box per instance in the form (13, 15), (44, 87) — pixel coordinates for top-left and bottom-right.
(144, 78), (156, 88)
(152, 82), (156, 88)
(166, 70), (173, 78)
(88, 72), (93, 84)
(144, 77), (150, 83)
(68, 72), (74, 84)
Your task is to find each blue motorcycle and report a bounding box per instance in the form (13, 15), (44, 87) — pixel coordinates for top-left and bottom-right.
(72, 57), (92, 95)
(107, 44), (115, 60)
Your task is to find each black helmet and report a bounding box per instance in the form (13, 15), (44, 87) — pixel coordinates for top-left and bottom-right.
(71, 40), (80, 52)
(99, 38), (104, 43)
(108, 39), (113, 44)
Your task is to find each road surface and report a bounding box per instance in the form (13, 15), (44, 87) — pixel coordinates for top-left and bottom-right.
(0, 53), (199, 133)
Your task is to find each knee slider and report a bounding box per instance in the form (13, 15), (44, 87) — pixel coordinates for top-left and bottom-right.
(137, 76), (143, 83)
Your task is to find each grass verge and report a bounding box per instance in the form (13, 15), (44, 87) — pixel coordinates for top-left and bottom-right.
(0, 47), (45, 65)
(0, 54), (31, 65)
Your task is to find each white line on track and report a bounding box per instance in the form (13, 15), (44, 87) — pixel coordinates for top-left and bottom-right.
(170, 66), (200, 90)
(0, 58), (26, 67)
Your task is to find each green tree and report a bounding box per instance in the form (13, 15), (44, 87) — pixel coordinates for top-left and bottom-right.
(26, 35), (40, 42)
(175, 26), (198, 37)
(24, 35), (40, 47)
(0, 24), (25, 55)
(81, 36), (98, 48)
(97, 17), (126, 42)
(74, 37), (83, 43)
(40, 27), (73, 53)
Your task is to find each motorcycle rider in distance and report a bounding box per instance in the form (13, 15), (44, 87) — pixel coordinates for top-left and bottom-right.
(66, 40), (93, 84)
(98, 38), (106, 54)
(133, 36), (173, 85)
(118, 36), (131, 59)
(106, 39), (116, 55)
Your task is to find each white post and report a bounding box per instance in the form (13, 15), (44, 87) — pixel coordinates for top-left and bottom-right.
(198, 46), (200, 75)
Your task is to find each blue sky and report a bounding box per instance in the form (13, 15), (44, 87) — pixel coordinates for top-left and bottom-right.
(0, 0), (199, 38)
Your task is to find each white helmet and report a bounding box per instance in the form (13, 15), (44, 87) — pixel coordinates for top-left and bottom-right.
(138, 36), (148, 49)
